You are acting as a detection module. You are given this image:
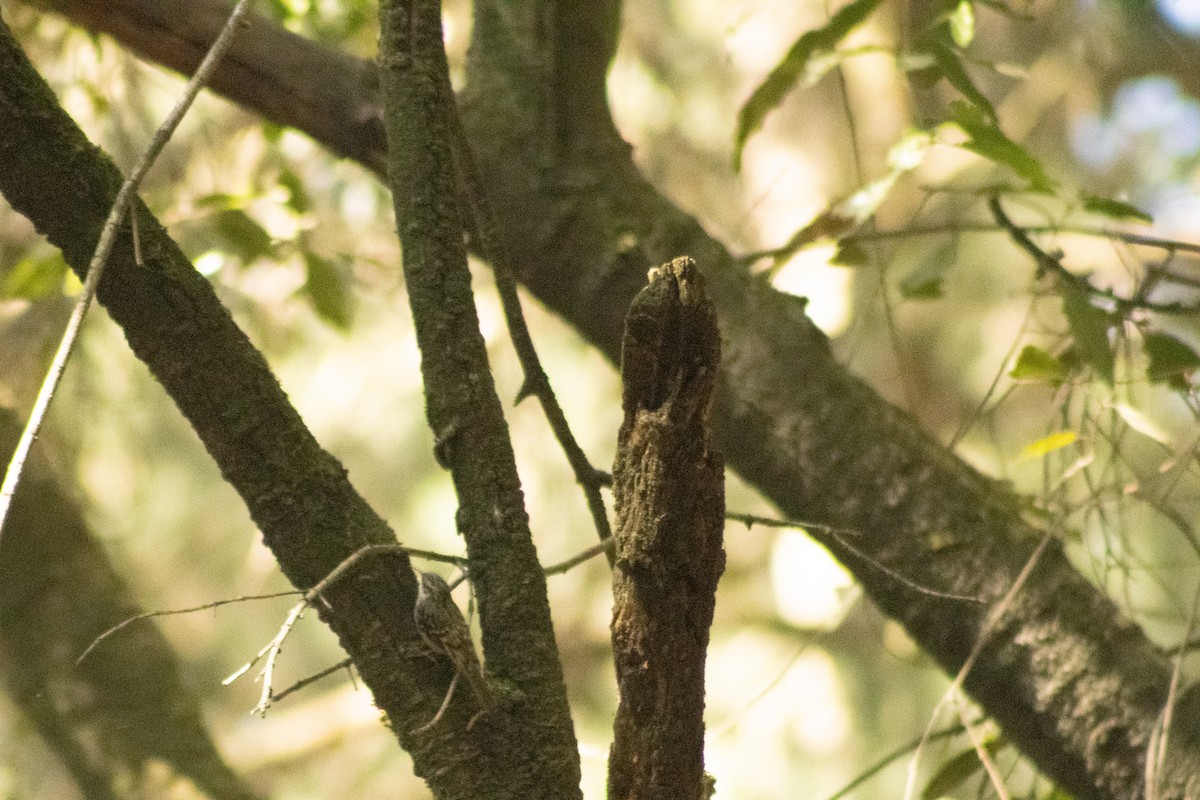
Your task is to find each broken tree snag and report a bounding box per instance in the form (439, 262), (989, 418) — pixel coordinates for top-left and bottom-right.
(608, 257), (726, 800)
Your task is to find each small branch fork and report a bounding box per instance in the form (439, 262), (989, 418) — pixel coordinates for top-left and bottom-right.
(77, 540), (615, 713)
(0, 0), (255, 542)
(988, 196), (1200, 317)
(221, 543), (411, 716)
(440, 69), (614, 560)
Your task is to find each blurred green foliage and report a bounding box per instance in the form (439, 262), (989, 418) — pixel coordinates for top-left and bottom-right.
(3, 0), (1200, 798)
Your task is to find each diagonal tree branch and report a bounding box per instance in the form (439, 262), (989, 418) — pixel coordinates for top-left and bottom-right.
(16, 1), (1200, 797)
(0, 16), (562, 797)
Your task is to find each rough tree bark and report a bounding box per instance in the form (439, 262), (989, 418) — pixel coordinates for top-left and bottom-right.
(7, 1), (1200, 798)
(378, 0), (581, 795)
(609, 258), (724, 800)
(0, 12), (579, 800)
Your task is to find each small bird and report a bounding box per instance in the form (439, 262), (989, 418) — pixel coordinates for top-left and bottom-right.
(412, 571), (492, 730)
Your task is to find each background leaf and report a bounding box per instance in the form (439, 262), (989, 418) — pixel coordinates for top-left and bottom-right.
(1144, 332), (1200, 390)
(1059, 280), (1114, 384)
(733, 0), (884, 170)
(1081, 194), (1152, 223)
(302, 251), (353, 330)
(1, 253), (69, 300)
(1010, 345), (1069, 383)
(949, 101), (1054, 192)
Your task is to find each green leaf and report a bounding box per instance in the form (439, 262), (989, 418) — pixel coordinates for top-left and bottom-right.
(949, 0), (976, 47)
(278, 168), (311, 214)
(733, 0), (885, 170)
(1059, 280), (1113, 384)
(769, 210), (858, 270)
(1144, 332), (1200, 390)
(1021, 430), (1078, 460)
(899, 242), (956, 299)
(932, 44), (995, 121)
(1, 253), (70, 300)
(1112, 402), (1171, 444)
(949, 101), (1054, 193)
(194, 192), (242, 211)
(1081, 194), (1152, 224)
(921, 746), (986, 799)
(302, 251), (352, 330)
(1010, 345), (1068, 383)
(831, 239), (870, 267)
(213, 209), (275, 264)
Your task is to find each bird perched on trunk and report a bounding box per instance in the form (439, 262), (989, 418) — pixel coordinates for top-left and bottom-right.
(412, 571), (492, 731)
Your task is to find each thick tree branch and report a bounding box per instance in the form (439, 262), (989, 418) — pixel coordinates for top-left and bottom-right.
(40, 0), (387, 173)
(18, 1), (1200, 797)
(377, 0), (581, 796)
(0, 14), (447, 788)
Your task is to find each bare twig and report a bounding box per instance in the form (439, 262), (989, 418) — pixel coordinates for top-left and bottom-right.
(1146, 581), (1200, 799)
(822, 723), (970, 800)
(272, 658), (354, 703)
(0, 0), (254, 541)
(76, 590), (300, 665)
(812, 221), (1200, 259)
(225, 543), (409, 714)
(78, 544), (468, 671)
(543, 539), (614, 576)
(411, 670), (462, 734)
(729, 511), (984, 604)
(957, 704), (1009, 800)
(989, 196), (1200, 317)
(440, 74), (614, 562)
(904, 531), (1055, 800)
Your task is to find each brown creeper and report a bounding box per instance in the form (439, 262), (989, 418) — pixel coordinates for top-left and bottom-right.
(412, 571), (492, 728)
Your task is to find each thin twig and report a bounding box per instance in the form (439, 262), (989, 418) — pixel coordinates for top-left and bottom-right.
(225, 543), (410, 714)
(743, 220), (1200, 298)
(822, 723), (969, 800)
(903, 531), (1055, 800)
(728, 511), (984, 604)
(989, 197), (1200, 317)
(834, 221), (1200, 258)
(411, 670), (461, 734)
(705, 634), (820, 741)
(76, 590), (301, 664)
(0, 0), (255, 541)
(440, 77), (614, 564)
(725, 510), (861, 537)
(272, 658), (354, 703)
(246, 599), (307, 716)
(79, 545), (467, 666)
(1146, 580), (1200, 799)
(405, 547), (469, 567)
(543, 539), (615, 575)
(957, 703), (1008, 800)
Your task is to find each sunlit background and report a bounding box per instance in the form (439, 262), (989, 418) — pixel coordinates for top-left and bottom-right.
(3, 0), (1200, 797)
